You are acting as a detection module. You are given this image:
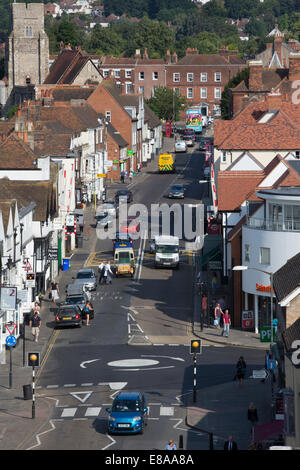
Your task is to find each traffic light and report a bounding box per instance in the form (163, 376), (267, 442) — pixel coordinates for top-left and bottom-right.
(28, 352), (40, 367)
(190, 339), (201, 355)
(26, 273), (35, 281)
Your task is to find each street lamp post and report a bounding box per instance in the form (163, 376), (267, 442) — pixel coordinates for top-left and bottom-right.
(233, 265), (274, 342)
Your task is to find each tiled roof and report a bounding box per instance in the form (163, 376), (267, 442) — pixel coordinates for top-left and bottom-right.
(52, 86), (95, 101)
(177, 54), (244, 66)
(0, 179), (56, 222)
(0, 133), (37, 169)
(273, 252), (300, 303)
(107, 122), (128, 148)
(218, 171), (265, 211)
(235, 68), (289, 92)
(0, 199), (17, 233)
(38, 104), (101, 132)
(282, 316), (300, 353)
(144, 103), (161, 128)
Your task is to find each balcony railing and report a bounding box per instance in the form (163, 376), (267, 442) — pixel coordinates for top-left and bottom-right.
(246, 216), (300, 232)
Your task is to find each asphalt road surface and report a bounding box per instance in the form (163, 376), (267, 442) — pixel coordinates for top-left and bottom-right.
(25, 144), (265, 450)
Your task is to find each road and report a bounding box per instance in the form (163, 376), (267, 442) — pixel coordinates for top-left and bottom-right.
(23, 141), (265, 450)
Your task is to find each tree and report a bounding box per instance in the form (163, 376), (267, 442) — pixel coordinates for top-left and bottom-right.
(86, 25), (125, 55)
(221, 67), (249, 119)
(147, 87), (186, 121)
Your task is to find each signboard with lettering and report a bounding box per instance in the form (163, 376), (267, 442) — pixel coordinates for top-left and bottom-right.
(1, 287), (17, 310)
(48, 248), (58, 260)
(242, 310), (254, 329)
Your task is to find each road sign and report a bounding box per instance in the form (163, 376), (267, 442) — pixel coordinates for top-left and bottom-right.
(5, 323), (17, 335)
(6, 335), (17, 347)
(267, 358), (277, 371)
(24, 261), (32, 272)
(251, 369), (269, 379)
(260, 326), (276, 342)
(97, 174), (107, 178)
(1, 287), (17, 310)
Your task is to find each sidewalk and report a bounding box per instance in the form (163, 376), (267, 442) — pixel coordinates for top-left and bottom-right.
(0, 203), (98, 450)
(186, 376), (274, 450)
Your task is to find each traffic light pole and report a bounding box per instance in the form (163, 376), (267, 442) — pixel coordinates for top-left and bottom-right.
(193, 353), (197, 403)
(32, 366), (35, 419)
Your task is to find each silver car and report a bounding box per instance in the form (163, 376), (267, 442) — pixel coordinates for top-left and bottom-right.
(95, 211), (114, 228)
(168, 184), (185, 198)
(73, 268), (97, 291)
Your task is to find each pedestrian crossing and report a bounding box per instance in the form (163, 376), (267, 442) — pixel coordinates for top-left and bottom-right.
(86, 250), (193, 267)
(53, 403), (180, 421)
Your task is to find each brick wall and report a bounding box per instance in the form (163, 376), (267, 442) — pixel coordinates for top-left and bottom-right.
(248, 60), (263, 91)
(289, 53), (300, 82)
(286, 294), (300, 328)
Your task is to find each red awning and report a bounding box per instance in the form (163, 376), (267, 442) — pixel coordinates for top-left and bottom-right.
(254, 420), (284, 443)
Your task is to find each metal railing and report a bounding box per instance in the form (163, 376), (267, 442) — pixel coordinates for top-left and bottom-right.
(246, 216), (300, 232)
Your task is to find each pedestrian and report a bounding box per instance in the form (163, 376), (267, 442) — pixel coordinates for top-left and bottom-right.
(202, 294), (207, 318)
(104, 261), (113, 284)
(261, 350), (271, 383)
(120, 171), (125, 184)
(224, 435), (238, 451)
(221, 309), (231, 337)
(165, 440), (177, 450)
(129, 170), (133, 183)
(214, 302), (223, 329)
(236, 356), (247, 387)
(33, 301), (41, 314)
(98, 261), (105, 285)
(248, 402), (259, 443)
(29, 310), (42, 343)
(83, 300), (93, 326)
(211, 272), (217, 295)
(50, 279), (59, 303)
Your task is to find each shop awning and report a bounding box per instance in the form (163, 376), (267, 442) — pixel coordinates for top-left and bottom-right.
(254, 420), (284, 443)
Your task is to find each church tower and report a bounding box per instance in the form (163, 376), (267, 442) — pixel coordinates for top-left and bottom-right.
(6, 2), (49, 97)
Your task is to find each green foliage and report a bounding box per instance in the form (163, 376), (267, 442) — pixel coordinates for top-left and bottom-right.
(146, 87), (186, 121)
(7, 104), (18, 119)
(221, 67), (249, 119)
(86, 25), (126, 55)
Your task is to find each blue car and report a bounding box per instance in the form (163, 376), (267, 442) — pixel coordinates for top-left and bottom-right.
(106, 392), (148, 434)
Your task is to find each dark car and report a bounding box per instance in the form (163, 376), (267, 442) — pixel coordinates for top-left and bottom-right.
(168, 183), (185, 198)
(106, 392), (148, 434)
(55, 305), (82, 328)
(115, 189), (133, 204)
(61, 285), (94, 319)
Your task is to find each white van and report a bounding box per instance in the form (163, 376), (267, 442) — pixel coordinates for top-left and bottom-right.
(150, 235), (180, 269)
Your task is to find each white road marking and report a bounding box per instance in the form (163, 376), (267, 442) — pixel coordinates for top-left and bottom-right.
(107, 359), (159, 367)
(61, 408), (77, 418)
(84, 407), (102, 417)
(160, 406), (174, 416)
(80, 359), (100, 369)
(70, 391), (93, 403)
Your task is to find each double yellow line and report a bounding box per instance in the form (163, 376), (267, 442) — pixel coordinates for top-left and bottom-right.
(35, 329), (60, 385)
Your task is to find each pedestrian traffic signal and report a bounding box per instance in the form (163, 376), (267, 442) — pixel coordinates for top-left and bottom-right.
(26, 273), (35, 281)
(190, 339), (201, 355)
(28, 352), (40, 367)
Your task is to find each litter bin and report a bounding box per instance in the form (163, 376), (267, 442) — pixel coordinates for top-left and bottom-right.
(23, 384), (32, 400)
(76, 236), (83, 248)
(63, 258), (70, 271)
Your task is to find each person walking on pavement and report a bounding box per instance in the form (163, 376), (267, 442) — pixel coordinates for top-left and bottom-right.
(29, 311), (42, 343)
(221, 309), (231, 337)
(50, 279), (60, 303)
(236, 356), (247, 387)
(98, 261), (105, 285)
(129, 170), (133, 183)
(224, 435), (238, 451)
(248, 402), (259, 443)
(214, 302), (223, 329)
(120, 171), (125, 184)
(165, 440), (177, 450)
(201, 294), (207, 319)
(33, 301), (41, 314)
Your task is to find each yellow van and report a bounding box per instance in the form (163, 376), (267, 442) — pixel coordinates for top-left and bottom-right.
(158, 153), (175, 173)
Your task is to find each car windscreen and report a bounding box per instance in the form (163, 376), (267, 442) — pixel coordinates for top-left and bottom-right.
(77, 272), (94, 279)
(112, 399), (142, 412)
(156, 244), (179, 253)
(171, 185), (183, 191)
(66, 296), (85, 304)
(118, 252), (131, 262)
(96, 213), (108, 221)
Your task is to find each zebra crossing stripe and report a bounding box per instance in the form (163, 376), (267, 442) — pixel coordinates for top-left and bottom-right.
(84, 407), (102, 417)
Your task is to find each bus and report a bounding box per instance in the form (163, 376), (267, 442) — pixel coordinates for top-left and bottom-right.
(185, 107), (202, 133)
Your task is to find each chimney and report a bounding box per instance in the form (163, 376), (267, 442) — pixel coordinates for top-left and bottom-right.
(266, 42), (272, 49)
(219, 45), (229, 55)
(266, 90), (283, 108)
(289, 52), (300, 81)
(248, 60), (263, 91)
(135, 49), (141, 58)
(143, 48), (148, 59)
(172, 52), (178, 64)
(166, 49), (171, 63)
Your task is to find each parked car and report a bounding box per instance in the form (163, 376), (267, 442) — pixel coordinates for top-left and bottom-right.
(184, 128), (196, 139)
(106, 392), (148, 434)
(168, 184), (185, 198)
(183, 135), (194, 147)
(101, 201), (117, 217)
(73, 268), (97, 291)
(198, 141), (206, 151)
(60, 284), (94, 319)
(175, 140), (187, 153)
(55, 305), (82, 328)
(115, 189), (133, 204)
(95, 211), (114, 228)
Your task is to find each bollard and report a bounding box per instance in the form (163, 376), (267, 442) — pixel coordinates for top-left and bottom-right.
(23, 384), (32, 400)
